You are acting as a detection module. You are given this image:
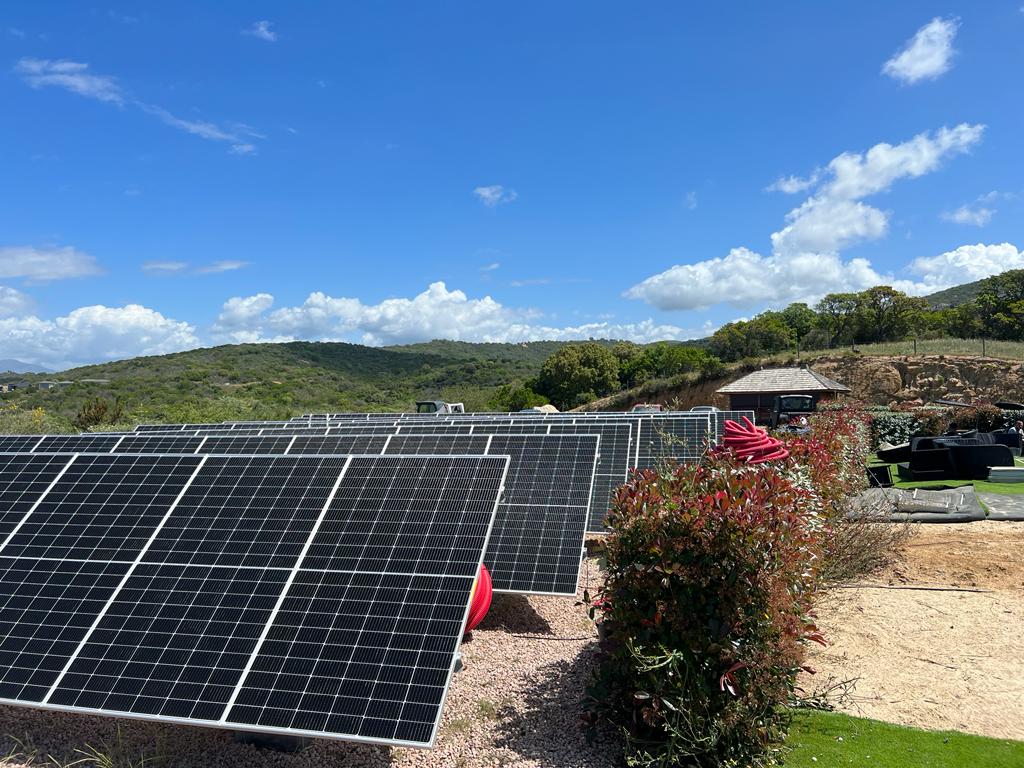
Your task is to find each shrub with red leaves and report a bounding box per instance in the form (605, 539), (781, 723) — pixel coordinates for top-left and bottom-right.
(586, 452), (824, 768)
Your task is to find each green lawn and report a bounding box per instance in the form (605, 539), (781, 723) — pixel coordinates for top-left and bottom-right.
(785, 711), (1024, 767)
(870, 459), (1024, 496)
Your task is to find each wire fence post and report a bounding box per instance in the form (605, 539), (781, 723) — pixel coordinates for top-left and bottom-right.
(913, 338), (917, 355)
(982, 338), (986, 358)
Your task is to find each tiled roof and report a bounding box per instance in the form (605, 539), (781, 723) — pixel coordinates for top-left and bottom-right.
(716, 367), (851, 394)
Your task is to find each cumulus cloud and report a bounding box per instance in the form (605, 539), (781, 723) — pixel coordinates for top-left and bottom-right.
(883, 17), (959, 85)
(0, 286), (34, 317)
(212, 282), (705, 346)
(243, 20), (277, 42)
(628, 124), (985, 311)
(901, 243), (1024, 295)
(473, 185), (518, 207)
(0, 245), (102, 282)
(0, 304), (199, 369)
(15, 58), (123, 103)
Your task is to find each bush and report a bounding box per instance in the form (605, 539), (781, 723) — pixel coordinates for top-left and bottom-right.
(587, 455), (823, 767)
(73, 397), (125, 431)
(786, 406), (912, 585)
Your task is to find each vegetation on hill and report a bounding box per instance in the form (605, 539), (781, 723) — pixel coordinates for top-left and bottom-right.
(0, 340), (580, 428)
(708, 271), (1024, 362)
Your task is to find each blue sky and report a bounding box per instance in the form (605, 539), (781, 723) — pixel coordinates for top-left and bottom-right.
(2, 3), (1022, 368)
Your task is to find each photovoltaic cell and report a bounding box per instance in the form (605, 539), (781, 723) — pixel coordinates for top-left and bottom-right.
(0, 557), (130, 701)
(0, 454), (73, 538)
(0, 451), (507, 748)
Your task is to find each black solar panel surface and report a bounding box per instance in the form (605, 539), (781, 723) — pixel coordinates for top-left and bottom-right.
(0, 452), (507, 748)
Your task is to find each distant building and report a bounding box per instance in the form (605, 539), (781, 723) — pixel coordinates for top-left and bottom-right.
(78, 378), (111, 384)
(716, 366), (851, 423)
(36, 380), (73, 391)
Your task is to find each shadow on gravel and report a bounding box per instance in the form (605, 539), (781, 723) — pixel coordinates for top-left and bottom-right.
(475, 593), (553, 635)
(494, 644), (622, 768)
(0, 704), (398, 768)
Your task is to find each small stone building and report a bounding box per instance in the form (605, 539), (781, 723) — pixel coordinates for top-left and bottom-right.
(716, 366), (851, 424)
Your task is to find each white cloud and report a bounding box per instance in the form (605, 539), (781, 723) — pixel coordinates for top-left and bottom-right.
(142, 261), (189, 274)
(625, 247), (885, 311)
(0, 245), (102, 282)
(771, 197), (889, 256)
(628, 124), (985, 311)
(211, 293), (276, 343)
(17, 58), (261, 155)
(0, 286), (34, 317)
(765, 171), (820, 194)
(243, 20), (277, 42)
(902, 243), (1024, 294)
(15, 58), (123, 103)
(138, 104), (259, 155)
(0, 304), (199, 369)
(821, 123), (982, 201)
(684, 191), (698, 210)
(480, 262), (501, 272)
(212, 282), (704, 346)
(882, 17), (959, 85)
(941, 204), (994, 227)
(198, 259), (249, 274)
(473, 185), (518, 207)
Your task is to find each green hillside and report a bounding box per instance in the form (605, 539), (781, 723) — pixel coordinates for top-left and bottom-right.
(925, 271), (1018, 309)
(0, 340), (578, 426)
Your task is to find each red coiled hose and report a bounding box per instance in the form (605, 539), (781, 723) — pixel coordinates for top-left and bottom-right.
(719, 416), (789, 463)
(464, 564), (492, 634)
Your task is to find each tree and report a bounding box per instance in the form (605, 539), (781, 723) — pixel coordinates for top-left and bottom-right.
(779, 303), (818, 343)
(534, 343), (621, 409)
(487, 383), (548, 411)
(708, 314), (794, 362)
(854, 286), (928, 343)
(620, 343), (717, 387)
(815, 293), (861, 346)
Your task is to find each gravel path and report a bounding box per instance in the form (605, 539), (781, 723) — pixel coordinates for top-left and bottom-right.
(0, 556), (621, 768)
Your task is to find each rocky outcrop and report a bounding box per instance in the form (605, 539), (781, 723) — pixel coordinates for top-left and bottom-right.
(579, 355), (1024, 412)
(790, 355), (1024, 407)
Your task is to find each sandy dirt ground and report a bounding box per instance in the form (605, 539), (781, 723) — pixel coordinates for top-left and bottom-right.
(805, 521), (1024, 741)
(1, 526), (1022, 766)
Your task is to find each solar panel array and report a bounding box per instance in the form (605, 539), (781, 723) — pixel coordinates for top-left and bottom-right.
(0, 432), (599, 595)
(0, 451), (508, 747)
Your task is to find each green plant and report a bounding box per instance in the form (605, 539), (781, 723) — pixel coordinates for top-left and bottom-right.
(73, 398), (125, 431)
(586, 455), (823, 768)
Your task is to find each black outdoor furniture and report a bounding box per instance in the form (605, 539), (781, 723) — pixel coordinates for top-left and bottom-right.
(894, 432), (1016, 482)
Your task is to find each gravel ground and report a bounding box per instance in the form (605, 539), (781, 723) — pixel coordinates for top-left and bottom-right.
(0, 556), (621, 768)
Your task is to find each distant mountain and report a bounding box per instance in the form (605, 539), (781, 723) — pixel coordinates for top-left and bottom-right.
(925, 270), (1024, 309)
(0, 359), (50, 374)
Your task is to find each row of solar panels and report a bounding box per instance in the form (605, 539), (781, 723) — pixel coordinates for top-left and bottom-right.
(0, 450), (508, 746)
(0, 409), (749, 748)
(0, 432), (599, 595)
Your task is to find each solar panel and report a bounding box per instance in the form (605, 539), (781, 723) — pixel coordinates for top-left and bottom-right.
(381, 433), (598, 594)
(1, 432), (592, 592)
(0, 452), (508, 748)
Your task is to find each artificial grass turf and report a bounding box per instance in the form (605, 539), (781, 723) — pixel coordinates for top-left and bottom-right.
(869, 459), (1024, 496)
(784, 710), (1024, 767)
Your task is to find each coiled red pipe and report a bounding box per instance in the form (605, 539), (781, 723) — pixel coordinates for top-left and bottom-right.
(464, 564), (492, 634)
(719, 416), (789, 463)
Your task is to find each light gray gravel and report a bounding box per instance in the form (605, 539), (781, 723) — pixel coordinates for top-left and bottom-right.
(0, 556), (622, 768)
